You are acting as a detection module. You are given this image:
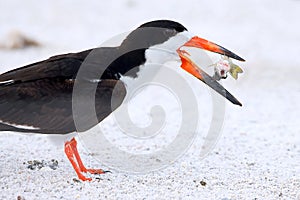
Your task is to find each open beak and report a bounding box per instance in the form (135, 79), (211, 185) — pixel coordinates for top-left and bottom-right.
(177, 36), (244, 106)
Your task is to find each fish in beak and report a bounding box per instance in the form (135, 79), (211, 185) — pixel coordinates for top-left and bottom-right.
(177, 36), (245, 106)
(210, 56), (244, 81)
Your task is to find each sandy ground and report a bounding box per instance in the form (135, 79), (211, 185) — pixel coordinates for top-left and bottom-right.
(0, 0), (299, 199)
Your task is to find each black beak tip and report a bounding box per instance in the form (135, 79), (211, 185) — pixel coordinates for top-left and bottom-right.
(231, 98), (243, 107)
(227, 51), (245, 62)
(220, 46), (245, 62)
(235, 55), (246, 62)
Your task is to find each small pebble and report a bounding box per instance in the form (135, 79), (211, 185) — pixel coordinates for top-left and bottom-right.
(200, 180), (207, 186)
(17, 196), (25, 200)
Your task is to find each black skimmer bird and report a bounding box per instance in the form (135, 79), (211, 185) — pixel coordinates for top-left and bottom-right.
(0, 20), (244, 181)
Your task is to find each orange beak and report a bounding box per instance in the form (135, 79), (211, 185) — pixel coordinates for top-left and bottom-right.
(183, 36), (245, 61)
(177, 36), (244, 106)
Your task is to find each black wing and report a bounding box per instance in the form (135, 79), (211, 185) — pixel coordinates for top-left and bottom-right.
(0, 47), (126, 134)
(0, 47), (123, 83)
(0, 49), (90, 83)
(0, 79), (126, 134)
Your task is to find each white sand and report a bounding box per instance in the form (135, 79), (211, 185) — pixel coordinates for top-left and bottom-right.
(0, 0), (299, 199)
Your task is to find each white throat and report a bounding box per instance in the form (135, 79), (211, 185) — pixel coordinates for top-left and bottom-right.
(120, 31), (192, 88)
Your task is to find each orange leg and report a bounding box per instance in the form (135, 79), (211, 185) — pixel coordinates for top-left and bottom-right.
(64, 137), (107, 181)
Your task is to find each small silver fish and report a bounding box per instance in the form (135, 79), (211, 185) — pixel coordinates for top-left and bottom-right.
(210, 56), (243, 80)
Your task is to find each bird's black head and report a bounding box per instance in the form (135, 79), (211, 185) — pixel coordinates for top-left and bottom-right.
(138, 20), (187, 33)
(120, 20), (188, 50)
(103, 20), (189, 80)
